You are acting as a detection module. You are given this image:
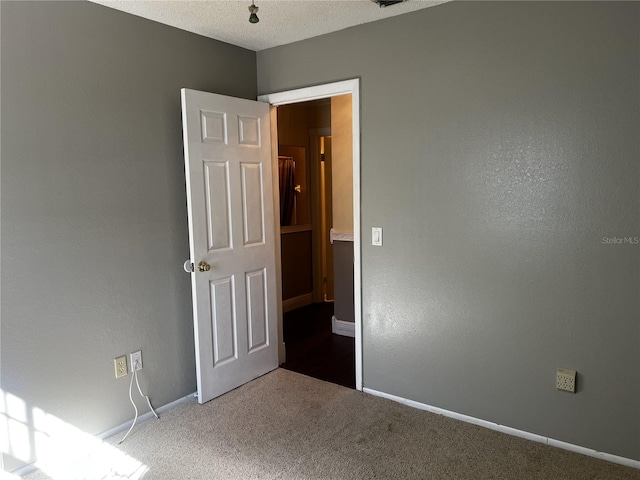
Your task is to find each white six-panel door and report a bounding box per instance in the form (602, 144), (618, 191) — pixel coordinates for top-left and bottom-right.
(181, 89), (278, 403)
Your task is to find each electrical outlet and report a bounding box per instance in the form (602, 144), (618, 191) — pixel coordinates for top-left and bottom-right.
(114, 356), (128, 378)
(557, 368), (576, 393)
(130, 350), (143, 371)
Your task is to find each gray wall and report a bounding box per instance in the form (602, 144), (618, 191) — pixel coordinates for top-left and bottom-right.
(1, 1), (256, 470)
(333, 241), (355, 323)
(258, 1), (640, 460)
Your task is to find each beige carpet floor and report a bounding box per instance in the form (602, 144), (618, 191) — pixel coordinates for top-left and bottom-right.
(25, 369), (640, 479)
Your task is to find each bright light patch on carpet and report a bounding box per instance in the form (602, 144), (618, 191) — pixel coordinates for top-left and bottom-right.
(0, 472), (21, 479)
(1, 390), (148, 479)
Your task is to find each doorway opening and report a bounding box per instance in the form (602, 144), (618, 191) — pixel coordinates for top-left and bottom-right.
(274, 98), (355, 388)
(259, 79), (362, 391)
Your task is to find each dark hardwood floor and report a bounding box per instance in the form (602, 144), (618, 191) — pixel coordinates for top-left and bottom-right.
(281, 302), (355, 389)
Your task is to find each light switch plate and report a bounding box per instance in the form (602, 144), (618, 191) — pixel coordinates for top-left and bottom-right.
(372, 227), (383, 246)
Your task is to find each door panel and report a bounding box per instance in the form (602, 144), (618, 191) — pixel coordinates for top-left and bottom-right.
(238, 116), (261, 146)
(240, 163), (265, 246)
(182, 88), (278, 403)
(204, 161), (232, 251)
(246, 268), (268, 352)
(210, 276), (236, 366)
(200, 110), (227, 143)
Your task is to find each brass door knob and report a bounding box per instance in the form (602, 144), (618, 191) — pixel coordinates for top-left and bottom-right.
(198, 261), (211, 272)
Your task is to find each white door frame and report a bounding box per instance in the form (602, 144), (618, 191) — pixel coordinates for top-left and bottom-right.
(258, 79), (362, 391)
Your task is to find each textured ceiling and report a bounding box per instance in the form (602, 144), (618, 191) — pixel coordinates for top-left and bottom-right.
(89, 0), (448, 51)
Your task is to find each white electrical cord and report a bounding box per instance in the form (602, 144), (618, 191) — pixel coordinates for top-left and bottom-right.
(118, 369), (139, 444)
(119, 360), (159, 444)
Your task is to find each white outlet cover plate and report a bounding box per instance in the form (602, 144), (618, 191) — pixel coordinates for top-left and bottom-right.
(114, 356), (128, 378)
(556, 368), (576, 392)
(131, 351), (143, 371)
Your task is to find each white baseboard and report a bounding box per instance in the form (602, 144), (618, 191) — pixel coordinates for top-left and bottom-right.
(332, 315), (355, 337)
(97, 391), (196, 440)
(11, 392), (197, 477)
(363, 387), (640, 470)
(282, 292), (313, 313)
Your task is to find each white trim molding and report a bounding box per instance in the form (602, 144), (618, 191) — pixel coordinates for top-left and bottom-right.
(363, 388), (640, 471)
(258, 79), (359, 106)
(282, 292), (313, 313)
(98, 392), (196, 439)
(332, 316), (355, 337)
(330, 228), (354, 244)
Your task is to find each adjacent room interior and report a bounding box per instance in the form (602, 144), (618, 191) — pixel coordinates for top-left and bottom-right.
(277, 98), (356, 389)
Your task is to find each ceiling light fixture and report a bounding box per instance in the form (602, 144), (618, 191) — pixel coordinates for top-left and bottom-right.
(371, 0), (406, 6)
(248, 2), (259, 24)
